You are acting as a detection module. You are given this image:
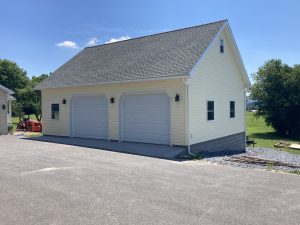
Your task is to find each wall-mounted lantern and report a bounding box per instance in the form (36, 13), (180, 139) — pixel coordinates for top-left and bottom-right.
(175, 94), (180, 102)
(2, 104), (6, 110)
(62, 99), (67, 104)
(110, 97), (115, 104)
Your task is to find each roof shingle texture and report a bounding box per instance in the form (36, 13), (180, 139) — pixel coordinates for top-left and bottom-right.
(36, 20), (226, 89)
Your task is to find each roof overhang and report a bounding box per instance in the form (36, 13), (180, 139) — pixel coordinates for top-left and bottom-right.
(7, 95), (16, 101)
(35, 75), (188, 90)
(0, 84), (14, 94)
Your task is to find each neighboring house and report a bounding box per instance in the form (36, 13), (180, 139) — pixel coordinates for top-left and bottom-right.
(36, 20), (251, 154)
(0, 84), (15, 135)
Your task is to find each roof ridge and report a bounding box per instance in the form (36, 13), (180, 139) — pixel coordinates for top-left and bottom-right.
(85, 19), (228, 49)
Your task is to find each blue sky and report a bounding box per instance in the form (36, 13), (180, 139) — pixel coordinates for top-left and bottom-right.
(1, 0), (299, 78)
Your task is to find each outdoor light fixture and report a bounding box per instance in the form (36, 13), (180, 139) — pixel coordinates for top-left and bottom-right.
(2, 104), (6, 110)
(175, 94), (180, 102)
(110, 97), (115, 104)
(62, 99), (67, 104)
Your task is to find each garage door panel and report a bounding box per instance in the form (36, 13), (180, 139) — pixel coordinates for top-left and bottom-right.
(123, 118), (169, 124)
(72, 95), (108, 139)
(73, 132), (102, 139)
(73, 117), (108, 122)
(124, 113), (169, 119)
(75, 124), (107, 130)
(124, 135), (169, 144)
(124, 133), (169, 139)
(124, 124), (169, 131)
(74, 105), (107, 110)
(122, 93), (170, 145)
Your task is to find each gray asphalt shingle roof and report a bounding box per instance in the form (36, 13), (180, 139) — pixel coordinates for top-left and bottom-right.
(36, 20), (226, 89)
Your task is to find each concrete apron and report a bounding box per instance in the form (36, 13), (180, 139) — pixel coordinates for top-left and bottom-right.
(25, 136), (186, 160)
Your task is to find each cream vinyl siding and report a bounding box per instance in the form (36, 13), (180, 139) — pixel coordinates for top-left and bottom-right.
(188, 27), (246, 145)
(41, 79), (187, 145)
(0, 90), (7, 135)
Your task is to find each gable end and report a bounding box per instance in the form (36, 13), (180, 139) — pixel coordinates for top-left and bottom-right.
(189, 21), (251, 88)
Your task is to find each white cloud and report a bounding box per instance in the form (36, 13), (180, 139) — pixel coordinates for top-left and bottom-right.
(87, 37), (99, 46)
(105, 35), (130, 44)
(56, 41), (78, 49)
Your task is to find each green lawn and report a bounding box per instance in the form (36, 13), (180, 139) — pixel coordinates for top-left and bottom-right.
(12, 116), (20, 131)
(246, 112), (300, 154)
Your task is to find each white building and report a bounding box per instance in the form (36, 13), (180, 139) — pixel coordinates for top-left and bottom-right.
(0, 84), (15, 134)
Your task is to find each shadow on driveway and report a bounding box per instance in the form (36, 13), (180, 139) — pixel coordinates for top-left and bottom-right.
(25, 136), (187, 161)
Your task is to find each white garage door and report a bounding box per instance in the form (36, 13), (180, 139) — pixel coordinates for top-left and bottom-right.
(72, 95), (108, 139)
(122, 93), (170, 145)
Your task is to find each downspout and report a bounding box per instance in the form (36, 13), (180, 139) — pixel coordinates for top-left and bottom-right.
(8, 100), (12, 126)
(183, 78), (197, 157)
(244, 88), (247, 149)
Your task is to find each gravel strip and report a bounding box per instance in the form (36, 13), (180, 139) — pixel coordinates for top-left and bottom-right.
(204, 147), (300, 172)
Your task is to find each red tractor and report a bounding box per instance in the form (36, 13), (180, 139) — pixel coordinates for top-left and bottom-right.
(17, 118), (42, 132)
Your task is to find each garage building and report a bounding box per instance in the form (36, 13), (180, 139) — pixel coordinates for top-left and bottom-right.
(36, 20), (250, 154)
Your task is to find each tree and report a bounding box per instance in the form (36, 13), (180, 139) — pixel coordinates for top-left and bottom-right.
(0, 59), (29, 91)
(31, 74), (49, 86)
(1, 59), (49, 121)
(16, 74), (48, 121)
(250, 59), (300, 138)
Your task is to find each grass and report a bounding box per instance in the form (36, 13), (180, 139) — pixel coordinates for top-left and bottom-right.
(247, 112), (300, 155)
(21, 132), (43, 137)
(266, 163), (274, 171)
(289, 170), (300, 175)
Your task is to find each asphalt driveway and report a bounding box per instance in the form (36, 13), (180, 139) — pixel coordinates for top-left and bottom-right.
(0, 136), (299, 225)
